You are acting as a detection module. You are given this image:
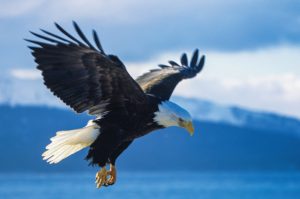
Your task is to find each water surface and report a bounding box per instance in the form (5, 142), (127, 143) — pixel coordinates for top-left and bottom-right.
(0, 172), (299, 199)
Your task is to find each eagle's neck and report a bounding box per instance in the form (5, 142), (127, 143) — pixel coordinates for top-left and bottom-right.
(153, 100), (191, 128)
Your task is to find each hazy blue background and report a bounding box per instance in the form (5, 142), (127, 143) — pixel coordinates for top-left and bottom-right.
(0, 0), (300, 198)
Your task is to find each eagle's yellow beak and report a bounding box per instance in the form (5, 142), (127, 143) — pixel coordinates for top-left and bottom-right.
(184, 121), (194, 136)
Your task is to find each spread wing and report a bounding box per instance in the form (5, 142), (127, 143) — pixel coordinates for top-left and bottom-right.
(135, 49), (205, 100)
(26, 21), (146, 115)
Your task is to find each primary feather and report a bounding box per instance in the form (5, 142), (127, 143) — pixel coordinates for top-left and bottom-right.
(27, 21), (146, 115)
(136, 49), (205, 100)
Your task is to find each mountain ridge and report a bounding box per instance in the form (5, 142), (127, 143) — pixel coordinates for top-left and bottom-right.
(0, 104), (300, 172)
(2, 93), (299, 136)
(173, 96), (300, 135)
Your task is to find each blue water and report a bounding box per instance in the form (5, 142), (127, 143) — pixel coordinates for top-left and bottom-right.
(0, 172), (300, 199)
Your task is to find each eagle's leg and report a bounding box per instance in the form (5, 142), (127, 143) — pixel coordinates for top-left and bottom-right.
(105, 164), (117, 186)
(95, 166), (108, 188)
(104, 141), (133, 186)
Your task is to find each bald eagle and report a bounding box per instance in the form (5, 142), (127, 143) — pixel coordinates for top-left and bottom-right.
(26, 22), (205, 188)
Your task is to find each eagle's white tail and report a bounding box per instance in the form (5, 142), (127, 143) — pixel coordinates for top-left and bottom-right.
(42, 120), (100, 164)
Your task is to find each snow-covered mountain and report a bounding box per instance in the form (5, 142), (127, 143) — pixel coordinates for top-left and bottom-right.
(1, 77), (300, 171)
(0, 73), (63, 107)
(1, 74), (300, 135)
(174, 97), (300, 135)
(1, 104), (300, 172)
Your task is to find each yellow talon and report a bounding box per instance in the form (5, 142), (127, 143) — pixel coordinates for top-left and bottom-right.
(105, 164), (117, 186)
(95, 164), (117, 188)
(95, 167), (107, 189)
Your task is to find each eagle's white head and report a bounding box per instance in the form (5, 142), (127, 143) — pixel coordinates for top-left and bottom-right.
(154, 101), (194, 135)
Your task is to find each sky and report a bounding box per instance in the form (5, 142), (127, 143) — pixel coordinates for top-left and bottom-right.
(0, 0), (300, 118)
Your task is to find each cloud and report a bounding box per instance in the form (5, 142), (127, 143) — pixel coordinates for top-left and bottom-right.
(127, 45), (300, 78)
(0, 0), (213, 22)
(1, 0), (299, 121)
(5, 44), (300, 118)
(1, 0), (300, 61)
(126, 45), (300, 118)
(10, 69), (41, 80)
(174, 74), (300, 118)
(0, 0), (44, 17)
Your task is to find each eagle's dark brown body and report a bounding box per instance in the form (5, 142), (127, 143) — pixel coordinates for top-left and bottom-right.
(88, 95), (163, 166)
